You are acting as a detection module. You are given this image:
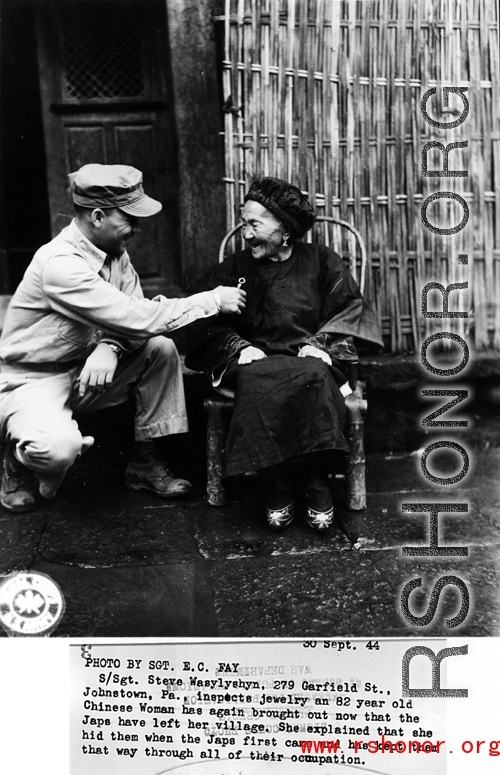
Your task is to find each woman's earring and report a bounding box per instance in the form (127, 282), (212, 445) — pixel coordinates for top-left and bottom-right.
(282, 234), (289, 247)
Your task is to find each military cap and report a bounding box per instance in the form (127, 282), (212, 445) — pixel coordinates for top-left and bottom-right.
(69, 164), (162, 217)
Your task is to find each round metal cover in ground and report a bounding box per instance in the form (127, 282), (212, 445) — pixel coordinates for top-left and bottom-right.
(0, 571), (65, 636)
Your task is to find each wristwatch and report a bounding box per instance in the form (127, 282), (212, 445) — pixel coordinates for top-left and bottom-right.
(211, 290), (222, 314)
(103, 342), (122, 358)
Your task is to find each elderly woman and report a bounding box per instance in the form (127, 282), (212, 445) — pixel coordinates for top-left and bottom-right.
(187, 178), (381, 531)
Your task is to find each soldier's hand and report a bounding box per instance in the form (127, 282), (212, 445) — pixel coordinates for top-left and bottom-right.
(215, 285), (246, 314)
(238, 346), (267, 364)
(78, 342), (119, 397)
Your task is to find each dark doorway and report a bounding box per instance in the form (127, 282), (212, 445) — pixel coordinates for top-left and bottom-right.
(0, 0), (51, 294)
(34, 0), (181, 296)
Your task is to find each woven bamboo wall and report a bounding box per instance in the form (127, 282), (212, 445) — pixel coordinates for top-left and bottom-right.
(220, 0), (499, 354)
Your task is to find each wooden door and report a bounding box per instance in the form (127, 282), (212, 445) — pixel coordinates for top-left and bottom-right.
(35, 0), (181, 296)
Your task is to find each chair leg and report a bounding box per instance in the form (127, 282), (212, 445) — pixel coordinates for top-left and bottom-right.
(205, 398), (230, 506)
(345, 389), (367, 511)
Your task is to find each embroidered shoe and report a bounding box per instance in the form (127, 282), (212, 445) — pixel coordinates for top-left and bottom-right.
(265, 474), (295, 529)
(125, 453), (193, 498)
(303, 471), (334, 532)
(304, 504), (334, 532)
(266, 501), (295, 530)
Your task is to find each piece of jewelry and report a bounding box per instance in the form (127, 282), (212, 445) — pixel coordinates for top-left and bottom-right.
(282, 234), (289, 247)
(105, 342), (122, 358)
(237, 277), (246, 288)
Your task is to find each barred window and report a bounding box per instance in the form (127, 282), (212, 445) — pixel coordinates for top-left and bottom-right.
(60, 2), (147, 101)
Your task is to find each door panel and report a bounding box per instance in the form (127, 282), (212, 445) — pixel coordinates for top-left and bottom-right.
(66, 127), (106, 170)
(114, 123), (164, 277)
(35, 0), (180, 296)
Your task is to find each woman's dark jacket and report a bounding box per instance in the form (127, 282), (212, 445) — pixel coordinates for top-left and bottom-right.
(185, 242), (382, 382)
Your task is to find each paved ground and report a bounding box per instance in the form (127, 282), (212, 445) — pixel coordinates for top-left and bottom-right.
(1, 399), (499, 639)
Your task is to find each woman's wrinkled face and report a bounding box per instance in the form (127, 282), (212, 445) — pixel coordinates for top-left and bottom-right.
(241, 200), (286, 260)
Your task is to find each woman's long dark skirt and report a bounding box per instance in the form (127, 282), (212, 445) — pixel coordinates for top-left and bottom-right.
(222, 354), (348, 478)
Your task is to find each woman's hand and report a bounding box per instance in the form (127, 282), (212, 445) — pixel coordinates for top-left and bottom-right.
(238, 346), (267, 365)
(78, 342), (119, 396)
(298, 344), (332, 366)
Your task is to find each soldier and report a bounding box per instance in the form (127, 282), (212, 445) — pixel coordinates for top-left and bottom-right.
(0, 164), (245, 512)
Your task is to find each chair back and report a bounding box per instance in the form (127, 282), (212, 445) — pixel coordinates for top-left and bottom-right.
(219, 216), (367, 295)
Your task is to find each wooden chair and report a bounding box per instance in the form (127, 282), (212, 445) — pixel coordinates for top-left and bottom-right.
(204, 216), (368, 510)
